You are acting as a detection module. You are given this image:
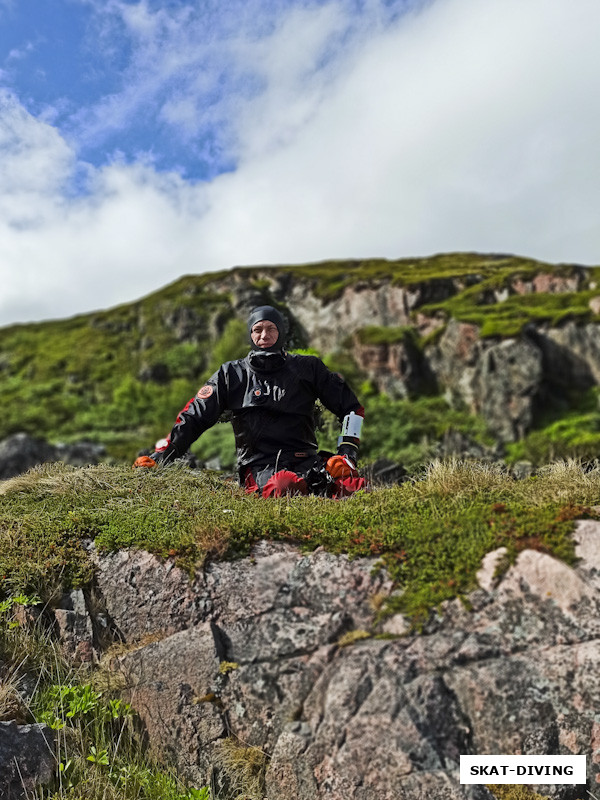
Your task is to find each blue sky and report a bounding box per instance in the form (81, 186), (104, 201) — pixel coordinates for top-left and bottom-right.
(1, 0), (600, 325)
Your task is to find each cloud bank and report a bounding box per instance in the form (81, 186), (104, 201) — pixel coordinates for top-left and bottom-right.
(1, 0), (600, 326)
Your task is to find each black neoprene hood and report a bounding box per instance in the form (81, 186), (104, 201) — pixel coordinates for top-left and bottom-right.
(247, 305), (288, 352)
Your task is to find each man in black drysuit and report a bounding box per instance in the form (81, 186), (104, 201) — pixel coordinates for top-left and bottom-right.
(134, 305), (366, 498)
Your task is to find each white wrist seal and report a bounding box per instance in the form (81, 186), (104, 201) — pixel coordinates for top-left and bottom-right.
(340, 411), (363, 439)
(337, 411), (363, 452)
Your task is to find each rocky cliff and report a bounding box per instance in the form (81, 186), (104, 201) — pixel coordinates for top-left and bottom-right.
(9, 521), (597, 799)
(223, 258), (600, 445)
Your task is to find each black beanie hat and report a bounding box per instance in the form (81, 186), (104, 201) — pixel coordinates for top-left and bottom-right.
(247, 305), (288, 352)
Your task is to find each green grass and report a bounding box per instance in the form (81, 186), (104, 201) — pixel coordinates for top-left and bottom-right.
(354, 325), (417, 346)
(506, 387), (600, 466)
(0, 598), (210, 800)
(1, 459), (598, 624)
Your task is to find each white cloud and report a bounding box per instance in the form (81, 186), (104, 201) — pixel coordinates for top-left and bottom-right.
(2, 0), (600, 327)
(194, 0), (600, 263)
(70, 0), (380, 157)
(0, 91), (74, 219)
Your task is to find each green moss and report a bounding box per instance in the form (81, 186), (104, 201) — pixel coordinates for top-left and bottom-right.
(420, 277), (597, 338)
(1, 460), (598, 623)
(355, 326), (417, 346)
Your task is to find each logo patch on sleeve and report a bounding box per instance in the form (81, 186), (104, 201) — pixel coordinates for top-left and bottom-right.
(197, 385), (214, 400)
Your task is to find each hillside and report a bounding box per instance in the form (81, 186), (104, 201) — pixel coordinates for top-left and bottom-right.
(2, 252), (600, 469)
(0, 460), (598, 799)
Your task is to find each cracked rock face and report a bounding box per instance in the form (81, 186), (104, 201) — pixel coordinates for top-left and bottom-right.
(426, 321), (544, 443)
(81, 524), (600, 799)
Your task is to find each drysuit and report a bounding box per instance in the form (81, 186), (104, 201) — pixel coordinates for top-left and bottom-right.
(140, 305), (366, 497)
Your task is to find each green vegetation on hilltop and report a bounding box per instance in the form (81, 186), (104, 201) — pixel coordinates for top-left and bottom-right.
(422, 280), (600, 337)
(1, 252), (599, 467)
(0, 285), (233, 458)
(281, 252), (567, 299)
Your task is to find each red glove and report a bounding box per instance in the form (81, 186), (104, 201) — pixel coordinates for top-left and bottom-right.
(132, 455), (158, 469)
(326, 454), (359, 480)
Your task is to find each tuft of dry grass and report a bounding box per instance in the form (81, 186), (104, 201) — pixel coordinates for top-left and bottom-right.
(193, 524), (232, 561)
(0, 463), (123, 497)
(0, 658), (29, 723)
(213, 737), (269, 800)
(337, 629), (371, 647)
(487, 784), (553, 800)
(414, 457), (512, 499)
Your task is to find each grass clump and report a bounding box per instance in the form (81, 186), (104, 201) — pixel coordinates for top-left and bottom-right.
(212, 738), (268, 800)
(354, 325), (417, 346)
(487, 787), (550, 800)
(337, 629), (371, 647)
(1, 459), (599, 624)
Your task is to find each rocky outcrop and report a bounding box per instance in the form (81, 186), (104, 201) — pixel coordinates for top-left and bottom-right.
(91, 542), (394, 790)
(427, 322), (545, 441)
(0, 721), (55, 799)
(424, 317), (600, 442)
(285, 280), (457, 354)
(53, 589), (96, 664)
(52, 521), (600, 800)
(353, 333), (434, 398)
(220, 266), (600, 443)
(537, 322), (600, 385)
(0, 432), (105, 480)
(0, 433), (58, 479)
(425, 323), (533, 441)
(220, 265), (600, 454)
(511, 272), (583, 295)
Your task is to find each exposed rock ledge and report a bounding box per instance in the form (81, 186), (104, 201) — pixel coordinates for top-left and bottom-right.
(40, 520), (592, 800)
(7, 522), (598, 798)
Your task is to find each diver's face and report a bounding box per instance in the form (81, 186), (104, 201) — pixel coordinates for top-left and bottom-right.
(251, 320), (279, 349)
